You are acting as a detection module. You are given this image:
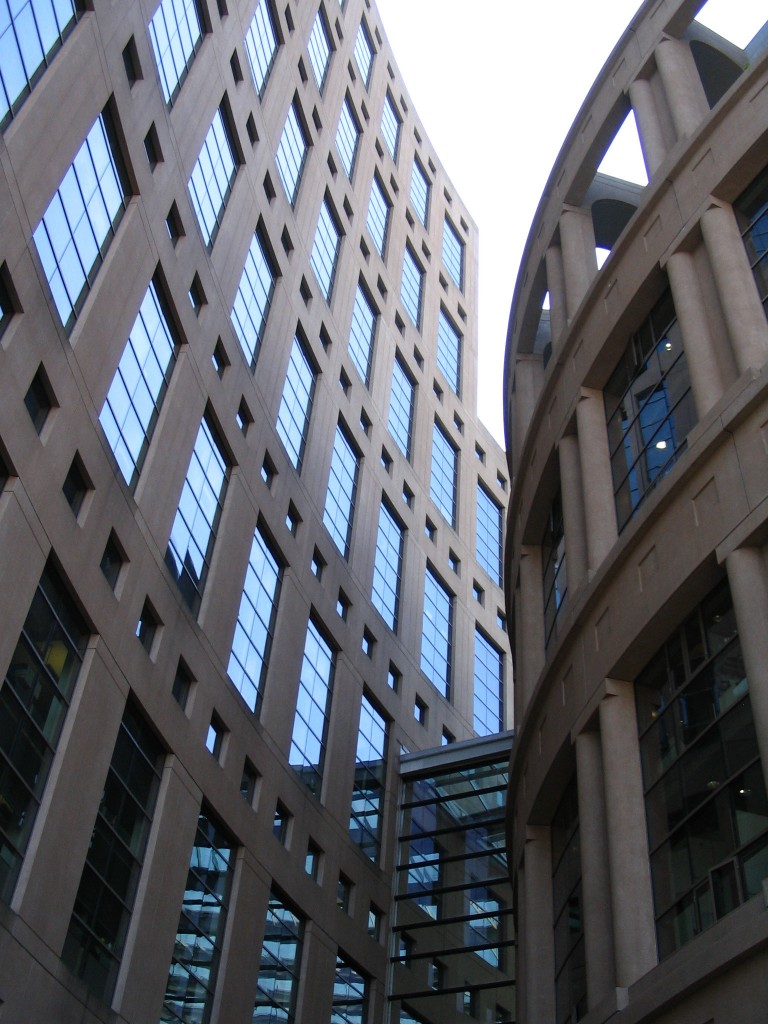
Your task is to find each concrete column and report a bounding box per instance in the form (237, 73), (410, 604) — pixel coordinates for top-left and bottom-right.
(512, 354), (544, 473)
(560, 206), (598, 320)
(575, 730), (616, 1008)
(516, 545), (545, 719)
(523, 826), (556, 1024)
(599, 680), (657, 989)
(628, 77), (667, 178)
(558, 433), (588, 596)
(655, 36), (709, 140)
(666, 249), (725, 417)
(575, 388), (617, 572)
(726, 547), (768, 794)
(700, 204), (768, 374)
(545, 244), (568, 347)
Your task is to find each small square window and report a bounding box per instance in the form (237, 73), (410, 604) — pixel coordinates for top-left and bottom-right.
(473, 580), (485, 605)
(475, 444), (485, 463)
(337, 589), (350, 620)
(362, 627), (375, 658)
(122, 36), (142, 85)
(368, 905), (383, 941)
(388, 664), (400, 692)
(433, 380), (443, 402)
(206, 715), (226, 759)
(429, 960), (443, 990)
(497, 471), (507, 492)
(413, 346), (424, 370)
(261, 452), (276, 487)
(100, 532), (126, 590)
(340, 368), (351, 396)
(425, 518), (436, 542)
(305, 839), (321, 879)
(144, 123), (163, 169)
(246, 113), (258, 146)
(381, 447), (392, 473)
(448, 550), (460, 574)
(166, 202), (184, 246)
(286, 501), (301, 535)
(311, 547), (325, 579)
(360, 409), (371, 436)
(230, 49), (243, 82)
(241, 759), (259, 804)
(273, 801), (291, 844)
(454, 413), (463, 434)
(24, 365), (55, 434)
(399, 934), (413, 967)
(62, 455), (89, 517)
(497, 610), (506, 631)
(442, 728), (454, 745)
(337, 873), (352, 913)
(414, 695), (427, 725)
(236, 398), (252, 435)
(172, 661), (193, 710)
(136, 598), (161, 654)
(189, 273), (206, 314)
(403, 482), (414, 508)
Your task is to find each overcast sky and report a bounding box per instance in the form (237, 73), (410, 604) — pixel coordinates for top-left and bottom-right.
(373, 0), (764, 444)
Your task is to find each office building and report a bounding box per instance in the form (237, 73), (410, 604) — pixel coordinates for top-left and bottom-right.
(503, 1), (768, 1022)
(0, 0), (512, 1020)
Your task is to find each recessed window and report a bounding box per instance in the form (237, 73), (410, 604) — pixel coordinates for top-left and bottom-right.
(189, 272), (206, 314)
(372, 501), (404, 631)
(136, 598), (161, 654)
(362, 627), (375, 658)
(311, 547), (325, 579)
(414, 695), (427, 725)
(425, 517), (436, 542)
(410, 157), (430, 226)
(307, 9), (332, 91)
(240, 760), (259, 803)
(442, 218), (464, 290)
(144, 122), (163, 169)
(24, 365), (55, 434)
(337, 589), (350, 620)
(401, 246), (424, 328)
(430, 421), (458, 528)
(100, 532), (126, 591)
(353, 20), (374, 87)
(368, 905), (383, 941)
(286, 501), (301, 536)
(348, 283), (377, 388)
(276, 101), (309, 205)
(231, 228), (277, 369)
(188, 106), (238, 249)
(276, 333), (316, 471)
(290, 619), (334, 797)
(62, 455), (89, 518)
(149, 0), (204, 106)
(366, 175), (391, 257)
(403, 482), (414, 508)
(172, 660), (193, 710)
(273, 801), (291, 844)
(335, 97), (361, 180)
(0, 264), (18, 338)
(245, 0), (279, 97)
(337, 873), (352, 913)
(236, 398), (252, 435)
(381, 447), (392, 473)
(388, 356), (415, 461)
(477, 483), (503, 586)
(323, 423), (359, 558)
(166, 201), (184, 245)
(305, 840), (321, 879)
(448, 550), (460, 574)
(442, 728), (454, 745)
(310, 199), (342, 302)
(473, 580), (485, 605)
(437, 308), (462, 397)
(380, 92), (400, 161)
(421, 567), (453, 699)
(474, 628), (504, 736)
(206, 714), (226, 759)
(122, 35), (142, 87)
(388, 664), (400, 692)
(261, 452), (276, 487)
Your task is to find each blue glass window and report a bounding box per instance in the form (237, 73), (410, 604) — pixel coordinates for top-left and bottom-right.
(289, 619), (334, 797)
(310, 199), (341, 302)
(307, 9), (331, 92)
(380, 93), (400, 161)
(353, 20), (373, 88)
(227, 526), (281, 715)
(33, 111), (127, 331)
(437, 308), (461, 396)
(421, 568), (453, 699)
(366, 175), (390, 257)
(323, 423), (359, 557)
(276, 334), (316, 469)
(62, 703), (164, 1001)
(100, 277), (179, 488)
(430, 421), (457, 528)
(542, 491), (567, 648)
(276, 102), (308, 205)
(737, 166), (768, 319)
(348, 283), (376, 387)
(231, 228), (276, 368)
(388, 356), (414, 460)
(476, 483), (502, 586)
(188, 106), (237, 248)
(332, 954), (369, 1024)
(244, 0), (278, 97)
(442, 218), (464, 290)
(335, 97), (360, 180)
(605, 288), (696, 531)
(0, 0), (82, 125)
(349, 695), (388, 861)
(149, 0), (203, 106)
(165, 415), (229, 613)
(401, 245), (423, 328)
(371, 501), (403, 631)
(473, 629), (503, 736)
(160, 811), (235, 1023)
(0, 561), (88, 902)
(253, 893), (304, 1021)
(410, 157), (430, 227)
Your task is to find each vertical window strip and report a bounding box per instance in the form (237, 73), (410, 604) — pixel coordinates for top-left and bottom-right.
(276, 334), (316, 469)
(33, 111), (128, 331)
(62, 703), (164, 1001)
(401, 246), (423, 328)
(275, 103), (308, 205)
(310, 200), (341, 301)
(473, 629), (503, 736)
(332, 954), (369, 1024)
(349, 696), (388, 861)
(244, 0), (279, 97)
(227, 526), (281, 714)
(100, 278), (179, 488)
(323, 424), (359, 557)
(410, 158), (430, 226)
(388, 357), (414, 460)
(253, 893), (304, 1021)
(366, 176), (390, 257)
(160, 811), (235, 1023)
(430, 421), (457, 528)
(289, 620), (334, 797)
(736, 165), (768, 317)
(335, 98), (360, 179)
(476, 483), (502, 586)
(0, 0), (81, 125)
(353, 22), (373, 87)
(231, 230), (276, 368)
(307, 10), (331, 92)
(380, 93), (400, 161)
(165, 416), (229, 613)
(437, 309), (462, 396)
(0, 562), (88, 903)
(348, 284), (376, 386)
(149, 0), (203, 106)
(442, 218), (464, 290)
(421, 568), (453, 699)
(371, 501), (403, 631)
(188, 107), (237, 248)
(542, 491), (567, 647)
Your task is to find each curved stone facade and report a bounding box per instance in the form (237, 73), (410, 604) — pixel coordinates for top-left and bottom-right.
(0, 1), (510, 1020)
(504, 2), (768, 1022)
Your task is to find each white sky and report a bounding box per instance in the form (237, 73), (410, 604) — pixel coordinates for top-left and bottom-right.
(373, 0), (765, 444)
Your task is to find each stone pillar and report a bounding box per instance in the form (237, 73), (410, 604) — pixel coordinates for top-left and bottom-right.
(700, 204), (768, 374)
(545, 244), (567, 347)
(628, 77), (667, 178)
(560, 206), (598, 320)
(726, 547), (768, 794)
(515, 545), (545, 719)
(575, 388), (617, 572)
(666, 249), (725, 417)
(654, 36), (709, 140)
(575, 729), (616, 1008)
(523, 826), (556, 1024)
(599, 680), (657, 989)
(512, 354), (544, 474)
(558, 433), (587, 595)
